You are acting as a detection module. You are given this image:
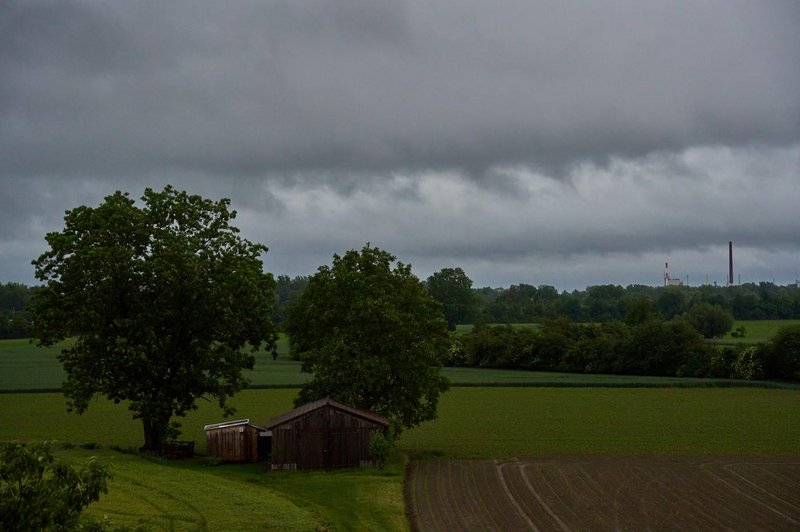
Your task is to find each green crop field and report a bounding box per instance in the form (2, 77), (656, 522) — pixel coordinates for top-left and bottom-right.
(401, 387), (800, 458)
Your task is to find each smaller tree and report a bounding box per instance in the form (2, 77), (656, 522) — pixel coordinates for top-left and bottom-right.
(0, 442), (109, 531)
(287, 244), (450, 436)
(426, 267), (478, 330)
(686, 302), (734, 339)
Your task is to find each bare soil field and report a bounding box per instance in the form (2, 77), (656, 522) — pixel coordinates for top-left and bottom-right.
(406, 456), (800, 531)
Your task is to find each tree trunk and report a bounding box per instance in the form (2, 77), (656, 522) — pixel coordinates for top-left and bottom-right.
(141, 418), (168, 452)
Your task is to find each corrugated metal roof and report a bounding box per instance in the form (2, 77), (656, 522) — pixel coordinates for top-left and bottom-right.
(266, 397), (390, 429)
(203, 419), (266, 431)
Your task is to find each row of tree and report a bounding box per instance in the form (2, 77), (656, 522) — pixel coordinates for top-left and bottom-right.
(5, 269), (799, 338)
(474, 282), (800, 323)
(452, 319), (800, 382)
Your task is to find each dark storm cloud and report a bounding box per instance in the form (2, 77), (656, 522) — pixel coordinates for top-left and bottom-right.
(2, 0), (799, 182)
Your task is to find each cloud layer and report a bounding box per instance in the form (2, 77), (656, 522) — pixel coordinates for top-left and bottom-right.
(1, 1), (798, 289)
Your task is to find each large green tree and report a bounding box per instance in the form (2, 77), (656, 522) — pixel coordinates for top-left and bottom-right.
(426, 267), (478, 330)
(287, 244), (450, 435)
(31, 186), (276, 451)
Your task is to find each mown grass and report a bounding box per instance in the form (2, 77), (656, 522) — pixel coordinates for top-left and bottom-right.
(59, 447), (318, 531)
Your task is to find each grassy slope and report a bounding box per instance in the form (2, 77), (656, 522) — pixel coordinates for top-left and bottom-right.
(61, 448), (318, 531)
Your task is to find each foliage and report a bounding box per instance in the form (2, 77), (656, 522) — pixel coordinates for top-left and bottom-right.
(0, 283), (36, 339)
(30, 186), (276, 451)
(730, 325), (747, 338)
(759, 324), (800, 381)
(454, 316), (712, 378)
(368, 431), (394, 468)
(686, 302), (734, 338)
(287, 244), (450, 435)
(426, 267), (478, 330)
(272, 275), (309, 325)
(0, 441), (109, 531)
(732, 346), (764, 380)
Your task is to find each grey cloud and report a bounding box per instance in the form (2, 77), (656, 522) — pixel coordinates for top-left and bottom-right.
(2, 1), (799, 181)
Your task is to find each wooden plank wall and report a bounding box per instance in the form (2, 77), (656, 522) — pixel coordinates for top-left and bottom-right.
(206, 425), (259, 462)
(271, 405), (384, 469)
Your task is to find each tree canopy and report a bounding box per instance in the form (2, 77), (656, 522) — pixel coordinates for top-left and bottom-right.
(287, 244), (450, 436)
(686, 302), (734, 339)
(0, 442), (109, 531)
(426, 267), (478, 330)
(31, 186), (276, 451)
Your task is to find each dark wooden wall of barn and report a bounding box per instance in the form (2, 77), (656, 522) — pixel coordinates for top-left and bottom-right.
(271, 405), (384, 469)
(206, 425), (260, 462)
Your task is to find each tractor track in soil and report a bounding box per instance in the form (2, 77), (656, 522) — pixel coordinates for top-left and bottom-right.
(406, 455), (800, 531)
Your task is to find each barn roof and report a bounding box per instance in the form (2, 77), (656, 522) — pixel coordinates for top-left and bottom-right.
(266, 397), (390, 429)
(203, 419), (266, 431)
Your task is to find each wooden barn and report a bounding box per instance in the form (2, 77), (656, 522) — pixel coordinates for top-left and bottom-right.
(203, 419), (270, 463)
(266, 398), (390, 470)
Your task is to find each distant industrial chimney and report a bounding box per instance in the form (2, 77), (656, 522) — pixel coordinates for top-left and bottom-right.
(728, 241), (734, 286)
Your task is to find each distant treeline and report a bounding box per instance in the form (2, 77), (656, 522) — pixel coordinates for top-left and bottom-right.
(451, 319), (800, 383)
(277, 276), (800, 326)
(0, 283), (35, 339)
(472, 282), (800, 324)
(5, 277), (800, 338)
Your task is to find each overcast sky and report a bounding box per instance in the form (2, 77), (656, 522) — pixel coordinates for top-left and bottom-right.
(2, 0), (799, 291)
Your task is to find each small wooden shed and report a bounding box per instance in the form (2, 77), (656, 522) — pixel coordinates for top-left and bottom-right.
(266, 398), (390, 470)
(204, 419), (270, 463)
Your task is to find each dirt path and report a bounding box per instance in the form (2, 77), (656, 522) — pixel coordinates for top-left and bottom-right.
(405, 456), (800, 531)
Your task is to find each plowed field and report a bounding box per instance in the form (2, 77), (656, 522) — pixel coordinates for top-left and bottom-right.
(406, 456), (800, 531)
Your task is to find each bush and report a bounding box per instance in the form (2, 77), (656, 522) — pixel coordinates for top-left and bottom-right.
(760, 324), (800, 381)
(686, 303), (734, 339)
(732, 346), (764, 380)
(0, 441), (110, 531)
